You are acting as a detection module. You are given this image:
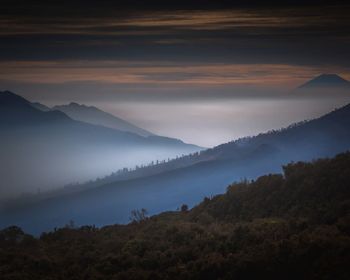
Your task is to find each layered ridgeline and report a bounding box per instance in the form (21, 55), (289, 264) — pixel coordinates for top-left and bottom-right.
(32, 101), (154, 137)
(2, 101), (350, 234)
(51, 103), (154, 137)
(1, 152), (350, 279)
(0, 91), (202, 198)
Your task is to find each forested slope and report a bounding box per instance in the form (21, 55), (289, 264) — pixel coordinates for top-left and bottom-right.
(1, 152), (349, 279)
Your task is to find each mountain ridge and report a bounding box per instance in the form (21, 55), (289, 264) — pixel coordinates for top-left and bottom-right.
(298, 73), (350, 89)
(0, 90), (72, 126)
(52, 102), (154, 137)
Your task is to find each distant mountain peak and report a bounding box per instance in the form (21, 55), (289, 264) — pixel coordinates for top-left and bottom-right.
(298, 73), (350, 89)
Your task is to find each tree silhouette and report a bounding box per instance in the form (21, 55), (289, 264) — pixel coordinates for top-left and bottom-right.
(180, 204), (189, 212)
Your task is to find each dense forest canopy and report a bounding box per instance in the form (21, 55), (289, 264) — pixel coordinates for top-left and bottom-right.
(1, 152), (349, 279)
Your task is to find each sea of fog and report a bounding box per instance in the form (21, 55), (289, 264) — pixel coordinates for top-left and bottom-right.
(99, 96), (350, 147)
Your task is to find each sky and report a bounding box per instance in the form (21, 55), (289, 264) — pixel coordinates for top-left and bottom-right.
(1, 0), (350, 146)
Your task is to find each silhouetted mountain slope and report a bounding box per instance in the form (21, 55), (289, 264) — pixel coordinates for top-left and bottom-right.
(0, 91), (202, 198)
(0, 91), (70, 126)
(2, 103), (350, 234)
(298, 74), (350, 89)
(30, 102), (51, 112)
(53, 102), (154, 137)
(32, 101), (155, 137)
(1, 152), (350, 279)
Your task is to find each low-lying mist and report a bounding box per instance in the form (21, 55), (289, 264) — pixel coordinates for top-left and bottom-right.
(1, 87), (349, 202)
(99, 94), (350, 147)
(0, 123), (201, 200)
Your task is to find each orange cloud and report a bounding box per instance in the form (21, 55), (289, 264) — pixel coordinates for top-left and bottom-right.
(0, 8), (346, 35)
(0, 60), (348, 88)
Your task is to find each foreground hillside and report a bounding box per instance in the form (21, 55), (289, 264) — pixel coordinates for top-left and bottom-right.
(1, 152), (349, 279)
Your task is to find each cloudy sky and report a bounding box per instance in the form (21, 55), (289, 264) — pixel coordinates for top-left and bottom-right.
(1, 0), (350, 146)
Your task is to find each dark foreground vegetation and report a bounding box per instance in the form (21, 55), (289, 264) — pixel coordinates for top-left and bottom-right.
(1, 153), (350, 279)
